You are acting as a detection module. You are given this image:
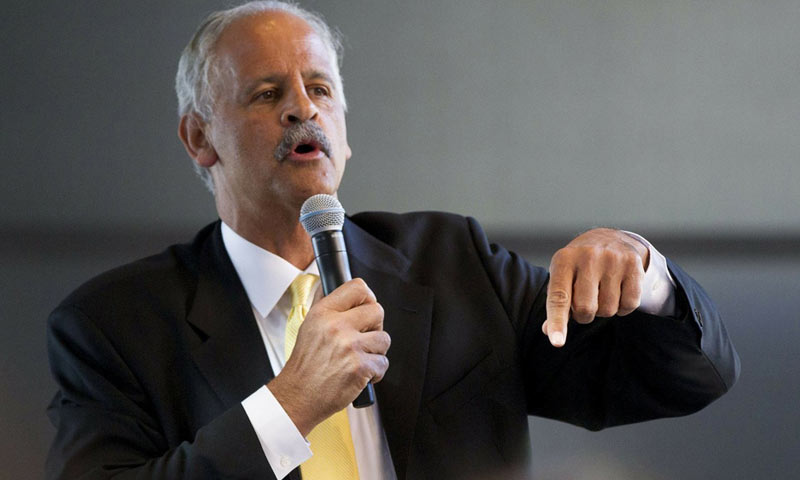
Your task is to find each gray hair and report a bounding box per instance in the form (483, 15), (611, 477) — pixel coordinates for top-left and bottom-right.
(175, 1), (346, 193)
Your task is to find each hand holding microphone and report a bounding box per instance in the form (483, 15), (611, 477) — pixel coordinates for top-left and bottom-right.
(267, 195), (388, 435)
(299, 194), (381, 408)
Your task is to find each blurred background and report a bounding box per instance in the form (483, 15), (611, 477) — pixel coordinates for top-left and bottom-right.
(2, 0), (798, 478)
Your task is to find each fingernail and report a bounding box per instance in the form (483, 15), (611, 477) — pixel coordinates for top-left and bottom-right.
(549, 331), (565, 347)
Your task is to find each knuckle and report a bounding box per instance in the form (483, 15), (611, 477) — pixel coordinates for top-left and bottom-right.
(618, 300), (640, 315)
(359, 283), (377, 304)
(601, 247), (624, 265)
(623, 251), (640, 268)
(374, 336), (389, 354)
(626, 283), (643, 302)
(356, 332), (373, 352)
(588, 245), (606, 259)
(572, 301), (597, 316)
(351, 354), (368, 377)
(547, 289), (571, 308)
(372, 359), (388, 383)
(370, 356), (388, 379)
(355, 364), (369, 380)
(347, 336), (362, 354)
(549, 248), (574, 269)
(596, 305), (617, 318)
(369, 356), (386, 377)
(551, 247), (569, 261)
(362, 303), (384, 328)
(324, 320), (340, 337)
(618, 255), (641, 275)
(577, 246), (605, 268)
(627, 269), (644, 287)
(619, 290), (641, 311)
(635, 263), (645, 277)
(362, 360), (375, 379)
(571, 244), (598, 261)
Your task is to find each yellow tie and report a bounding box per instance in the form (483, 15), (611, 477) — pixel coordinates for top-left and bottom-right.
(285, 274), (360, 480)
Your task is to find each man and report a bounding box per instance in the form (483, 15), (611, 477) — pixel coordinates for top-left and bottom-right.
(46, 2), (739, 479)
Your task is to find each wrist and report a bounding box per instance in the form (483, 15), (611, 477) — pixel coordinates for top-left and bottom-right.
(267, 376), (316, 437)
(620, 230), (651, 270)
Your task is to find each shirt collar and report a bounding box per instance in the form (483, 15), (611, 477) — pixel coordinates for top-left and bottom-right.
(221, 221), (319, 317)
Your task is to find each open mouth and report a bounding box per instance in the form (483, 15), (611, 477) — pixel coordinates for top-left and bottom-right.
(294, 143), (317, 154)
(275, 123), (332, 161)
(285, 139), (326, 160)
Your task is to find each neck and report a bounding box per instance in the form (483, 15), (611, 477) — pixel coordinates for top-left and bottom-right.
(218, 201), (315, 270)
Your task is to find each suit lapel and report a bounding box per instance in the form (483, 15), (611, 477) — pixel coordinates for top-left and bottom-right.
(186, 223), (275, 410)
(345, 219), (433, 480)
(181, 220), (433, 479)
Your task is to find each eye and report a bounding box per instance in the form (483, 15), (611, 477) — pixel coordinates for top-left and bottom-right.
(255, 89), (278, 102)
(310, 86), (330, 97)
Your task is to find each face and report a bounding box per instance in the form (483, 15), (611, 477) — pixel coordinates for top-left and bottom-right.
(185, 11), (351, 225)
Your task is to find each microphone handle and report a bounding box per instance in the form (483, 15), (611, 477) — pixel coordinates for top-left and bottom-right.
(311, 232), (376, 408)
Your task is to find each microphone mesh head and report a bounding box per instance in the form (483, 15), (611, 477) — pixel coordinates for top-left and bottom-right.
(300, 194), (346, 236)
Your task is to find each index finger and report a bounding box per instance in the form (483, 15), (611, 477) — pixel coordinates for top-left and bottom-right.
(544, 257), (574, 347)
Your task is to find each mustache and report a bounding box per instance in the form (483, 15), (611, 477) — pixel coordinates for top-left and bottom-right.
(273, 121), (333, 161)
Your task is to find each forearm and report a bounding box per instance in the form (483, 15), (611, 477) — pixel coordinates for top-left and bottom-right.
(465, 216), (739, 429)
(524, 259), (739, 430)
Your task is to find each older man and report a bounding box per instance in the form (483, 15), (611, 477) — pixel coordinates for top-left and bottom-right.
(46, 2), (739, 479)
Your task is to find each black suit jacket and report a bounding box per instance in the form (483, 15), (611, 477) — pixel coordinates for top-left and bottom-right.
(46, 212), (739, 479)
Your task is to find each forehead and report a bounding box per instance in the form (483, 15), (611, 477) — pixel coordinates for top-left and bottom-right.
(213, 11), (337, 81)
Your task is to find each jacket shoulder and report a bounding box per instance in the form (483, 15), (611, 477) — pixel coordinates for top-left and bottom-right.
(348, 210), (475, 249)
(52, 223), (217, 321)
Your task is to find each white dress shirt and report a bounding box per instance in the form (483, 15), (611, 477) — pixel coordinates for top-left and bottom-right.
(222, 221), (677, 479)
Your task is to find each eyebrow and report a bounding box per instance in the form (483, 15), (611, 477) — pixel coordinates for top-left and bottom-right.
(304, 70), (335, 86)
(251, 70), (334, 87)
(244, 70), (335, 97)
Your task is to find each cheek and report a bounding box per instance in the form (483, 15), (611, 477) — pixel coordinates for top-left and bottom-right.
(227, 113), (278, 141)
(331, 115), (350, 156)
(227, 128), (279, 165)
(209, 121), (244, 158)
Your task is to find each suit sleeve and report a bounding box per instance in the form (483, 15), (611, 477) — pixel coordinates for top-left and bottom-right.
(45, 305), (280, 480)
(466, 217), (740, 431)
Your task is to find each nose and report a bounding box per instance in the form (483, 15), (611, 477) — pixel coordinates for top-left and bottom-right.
(280, 86), (319, 126)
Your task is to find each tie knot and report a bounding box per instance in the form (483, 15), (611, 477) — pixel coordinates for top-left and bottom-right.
(289, 273), (318, 309)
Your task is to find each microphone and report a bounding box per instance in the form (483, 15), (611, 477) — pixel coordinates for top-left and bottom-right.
(299, 194), (376, 408)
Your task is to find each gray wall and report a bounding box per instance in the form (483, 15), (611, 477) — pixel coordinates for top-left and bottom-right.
(2, 1), (798, 479)
(3, 0), (798, 232)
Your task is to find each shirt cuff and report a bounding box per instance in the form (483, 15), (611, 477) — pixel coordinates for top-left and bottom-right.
(242, 385), (312, 479)
(621, 231), (677, 317)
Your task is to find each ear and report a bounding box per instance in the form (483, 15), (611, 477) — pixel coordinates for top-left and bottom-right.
(178, 113), (218, 168)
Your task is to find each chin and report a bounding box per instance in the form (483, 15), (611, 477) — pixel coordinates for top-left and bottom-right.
(289, 182), (339, 205)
